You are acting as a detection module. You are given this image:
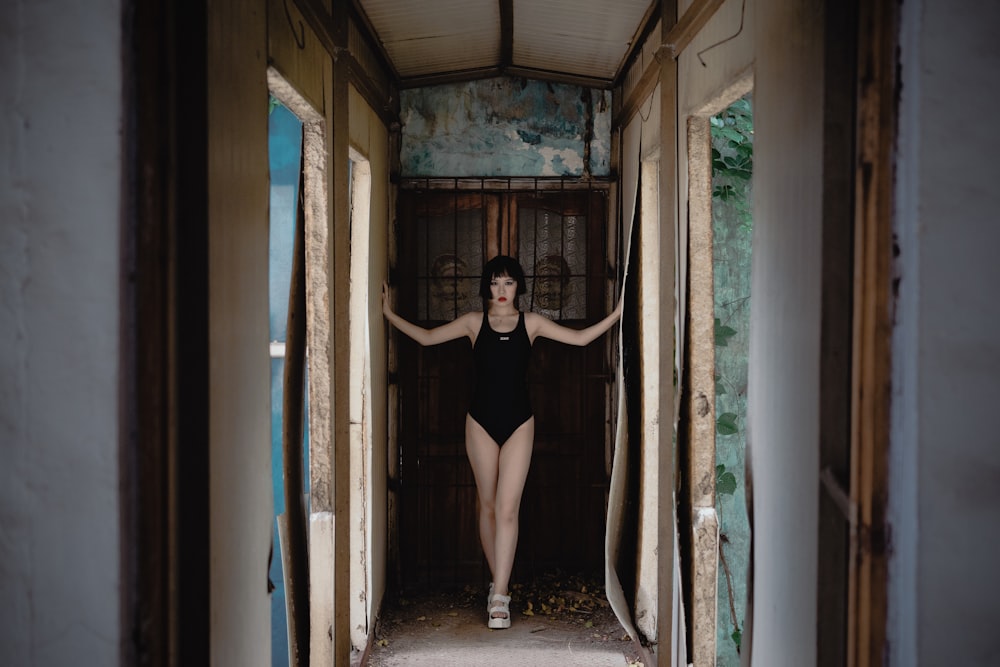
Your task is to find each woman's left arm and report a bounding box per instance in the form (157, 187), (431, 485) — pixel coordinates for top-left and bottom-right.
(527, 296), (624, 346)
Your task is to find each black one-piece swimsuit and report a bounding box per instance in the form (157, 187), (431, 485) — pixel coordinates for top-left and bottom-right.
(468, 311), (533, 447)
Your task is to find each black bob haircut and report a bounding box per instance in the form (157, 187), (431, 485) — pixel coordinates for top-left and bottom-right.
(479, 255), (527, 302)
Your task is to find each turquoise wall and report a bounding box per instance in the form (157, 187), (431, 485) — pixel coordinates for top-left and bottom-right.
(399, 77), (611, 177)
(268, 100), (310, 667)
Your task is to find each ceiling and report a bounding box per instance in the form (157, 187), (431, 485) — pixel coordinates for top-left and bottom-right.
(354, 0), (658, 89)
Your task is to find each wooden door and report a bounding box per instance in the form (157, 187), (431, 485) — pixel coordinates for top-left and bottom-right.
(396, 188), (611, 589)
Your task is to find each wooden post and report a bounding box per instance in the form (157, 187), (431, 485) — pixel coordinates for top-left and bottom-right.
(658, 2), (679, 666)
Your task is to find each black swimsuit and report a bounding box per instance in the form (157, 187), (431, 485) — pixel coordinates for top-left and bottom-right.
(468, 311), (533, 446)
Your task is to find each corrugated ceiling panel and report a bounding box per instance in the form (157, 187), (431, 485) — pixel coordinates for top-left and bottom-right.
(358, 0), (656, 82)
(512, 0), (651, 79)
(360, 0), (500, 77)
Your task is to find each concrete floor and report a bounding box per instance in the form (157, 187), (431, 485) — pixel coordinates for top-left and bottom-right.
(363, 582), (648, 667)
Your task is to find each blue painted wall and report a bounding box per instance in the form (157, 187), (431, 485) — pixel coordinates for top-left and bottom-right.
(400, 77), (611, 177)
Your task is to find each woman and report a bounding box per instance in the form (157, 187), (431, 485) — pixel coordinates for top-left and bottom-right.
(382, 255), (622, 629)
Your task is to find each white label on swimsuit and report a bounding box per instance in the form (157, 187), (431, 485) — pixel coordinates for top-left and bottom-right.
(500, 336), (509, 341)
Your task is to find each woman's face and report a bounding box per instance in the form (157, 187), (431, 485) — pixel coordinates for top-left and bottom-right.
(489, 273), (518, 305)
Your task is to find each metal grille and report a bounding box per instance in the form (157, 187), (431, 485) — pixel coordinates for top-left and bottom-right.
(402, 178), (609, 322)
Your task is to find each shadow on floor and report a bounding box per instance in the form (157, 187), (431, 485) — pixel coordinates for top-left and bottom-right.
(363, 573), (648, 667)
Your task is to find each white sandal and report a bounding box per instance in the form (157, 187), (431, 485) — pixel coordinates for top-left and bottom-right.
(487, 583), (494, 612)
(488, 592), (512, 629)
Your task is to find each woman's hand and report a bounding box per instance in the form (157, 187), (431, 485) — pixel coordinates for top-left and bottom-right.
(382, 280), (392, 318)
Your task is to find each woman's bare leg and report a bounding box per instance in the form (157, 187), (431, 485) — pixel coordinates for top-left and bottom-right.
(490, 419), (534, 598)
(466, 416), (535, 600)
(466, 417), (501, 578)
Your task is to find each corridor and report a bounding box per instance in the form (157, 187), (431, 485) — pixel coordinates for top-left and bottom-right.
(365, 574), (646, 667)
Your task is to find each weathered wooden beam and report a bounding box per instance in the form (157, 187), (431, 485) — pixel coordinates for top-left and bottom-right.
(685, 116), (719, 666)
(848, 0), (897, 665)
(657, 2), (678, 666)
(330, 1), (353, 663)
(499, 0), (513, 71)
(664, 0), (728, 59)
(614, 0), (728, 129)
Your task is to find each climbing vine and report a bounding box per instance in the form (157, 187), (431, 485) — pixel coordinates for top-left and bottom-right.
(711, 94), (753, 663)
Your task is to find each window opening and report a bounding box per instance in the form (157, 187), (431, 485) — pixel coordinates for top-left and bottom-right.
(267, 95), (309, 667)
(710, 94), (753, 664)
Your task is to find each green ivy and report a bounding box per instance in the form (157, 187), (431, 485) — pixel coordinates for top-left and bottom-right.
(716, 412), (739, 435)
(712, 95), (753, 661)
(711, 96), (754, 234)
(715, 317), (738, 347)
(716, 464), (737, 496)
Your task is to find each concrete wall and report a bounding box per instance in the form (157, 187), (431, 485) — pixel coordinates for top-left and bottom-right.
(890, 1), (1000, 664)
(399, 77), (611, 177)
(0, 1), (123, 665)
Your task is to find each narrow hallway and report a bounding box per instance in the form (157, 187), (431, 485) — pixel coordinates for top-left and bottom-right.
(366, 573), (645, 667)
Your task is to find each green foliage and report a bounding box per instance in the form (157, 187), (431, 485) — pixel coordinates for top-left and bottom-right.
(715, 317), (738, 347)
(269, 95), (283, 116)
(711, 97), (754, 234)
(712, 96), (753, 663)
(716, 464), (737, 496)
(716, 412), (739, 435)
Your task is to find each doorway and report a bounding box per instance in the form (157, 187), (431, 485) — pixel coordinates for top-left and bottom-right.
(394, 183), (614, 589)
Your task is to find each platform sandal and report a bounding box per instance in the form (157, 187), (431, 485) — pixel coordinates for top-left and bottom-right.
(487, 592), (512, 629)
(487, 582), (494, 612)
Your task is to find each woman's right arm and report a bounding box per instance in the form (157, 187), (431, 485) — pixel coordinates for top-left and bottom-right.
(382, 281), (477, 346)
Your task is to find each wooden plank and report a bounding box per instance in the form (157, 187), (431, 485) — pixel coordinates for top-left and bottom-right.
(848, 0), (897, 664)
(816, 2), (858, 665)
(330, 1), (353, 662)
(664, 0), (728, 59)
(614, 58), (661, 130)
(685, 116), (718, 666)
(615, 0), (728, 129)
(657, 3), (678, 666)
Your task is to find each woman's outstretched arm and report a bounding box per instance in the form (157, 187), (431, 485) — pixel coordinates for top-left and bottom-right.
(526, 295), (624, 346)
(382, 281), (478, 346)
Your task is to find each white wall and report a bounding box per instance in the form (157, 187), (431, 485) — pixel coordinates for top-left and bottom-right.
(0, 1), (122, 665)
(347, 84), (391, 650)
(207, 1), (271, 663)
(890, 1), (1000, 664)
(746, 0), (825, 663)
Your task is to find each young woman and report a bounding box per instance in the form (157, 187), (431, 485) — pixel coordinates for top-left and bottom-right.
(382, 255), (623, 629)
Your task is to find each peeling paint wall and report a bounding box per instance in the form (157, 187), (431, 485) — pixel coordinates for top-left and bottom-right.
(400, 77), (611, 177)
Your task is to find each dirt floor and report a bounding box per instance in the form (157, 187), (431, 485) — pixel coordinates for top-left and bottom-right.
(364, 572), (649, 667)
